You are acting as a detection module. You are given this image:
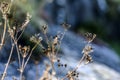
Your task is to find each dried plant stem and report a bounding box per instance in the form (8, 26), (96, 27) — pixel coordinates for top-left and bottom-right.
(0, 16), (7, 50)
(50, 57), (55, 73)
(20, 57), (25, 80)
(15, 42), (21, 68)
(15, 29), (26, 69)
(61, 54), (86, 80)
(75, 54), (86, 70)
(51, 45), (56, 74)
(17, 28), (25, 41)
(1, 43), (14, 80)
(7, 18), (22, 69)
(55, 31), (66, 56)
(23, 43), (38, 70)
(19, 44), (38, 80)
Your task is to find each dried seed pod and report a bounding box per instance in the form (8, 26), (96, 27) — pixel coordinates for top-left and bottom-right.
(64, 64), (67, 68)
(19, 45), (30, 58)
(0, 2), (10, 14)
(8, 28), (14, 38)
(85, 55), (93, 64)
(58, 63), (61, 67)
(84, 32), (96, 43)
(53, 35), (58, 45)
(30, 34), (43, 43)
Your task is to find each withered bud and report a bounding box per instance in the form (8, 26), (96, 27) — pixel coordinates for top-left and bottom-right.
(84, 32), (96, 43)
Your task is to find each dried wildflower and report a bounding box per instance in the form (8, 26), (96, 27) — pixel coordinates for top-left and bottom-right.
(8, 28), (14, 37)
(66, 70), (79, 79)
(20, 13), (31, 31)
(19, 45), (30, 58)
(82, 44), (93, 54)
(8, 27), (15, 39)
(84, 32), (96, 43)
(85, 54), (93, 64)
(30, 33), (42, 43)
(82, 44), (93, 64)
(0, 2), (10, 14)
(61, 22), (71, 30)
(42, 46), (52, 56)
(53, 35), (59, 46)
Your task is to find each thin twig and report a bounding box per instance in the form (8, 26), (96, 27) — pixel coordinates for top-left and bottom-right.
(61, 54), (86, 80)
(15, 43), (21, 68)
(20, 57), (25, 80)
(23, 43), (38, 70)
(1, 43), (14, 80)
(17, 28), (25, 42)
(6, 14), (22, 69)
(0, 15), (7, 50)
(55, 31), (66, 56)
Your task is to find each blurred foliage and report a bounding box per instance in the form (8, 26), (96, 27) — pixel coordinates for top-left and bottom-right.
(110, 42), (120, 56)
(75, 21), (106, 40)
(73, 0), (120, 55)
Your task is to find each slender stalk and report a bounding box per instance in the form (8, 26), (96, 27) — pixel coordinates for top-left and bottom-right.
(0, 15), (7, 50)
(20, 57), (25, 80)
(6, 17), (22, 69)
(23, 43), (38, 70)
(55, 31), (66, 56)
(17, 28), (25, 42)
(1, 43), (14, 80)
(7, 20), (22, 71)
(15, 43), (21, 68)
(51, 45), (55, 75)
(61, 54), (86, 80)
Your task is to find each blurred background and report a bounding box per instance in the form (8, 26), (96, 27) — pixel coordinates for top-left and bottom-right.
(0, 0), (120, 80)
(6, 0), (120, 55)
(43, 0), (120, 55)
